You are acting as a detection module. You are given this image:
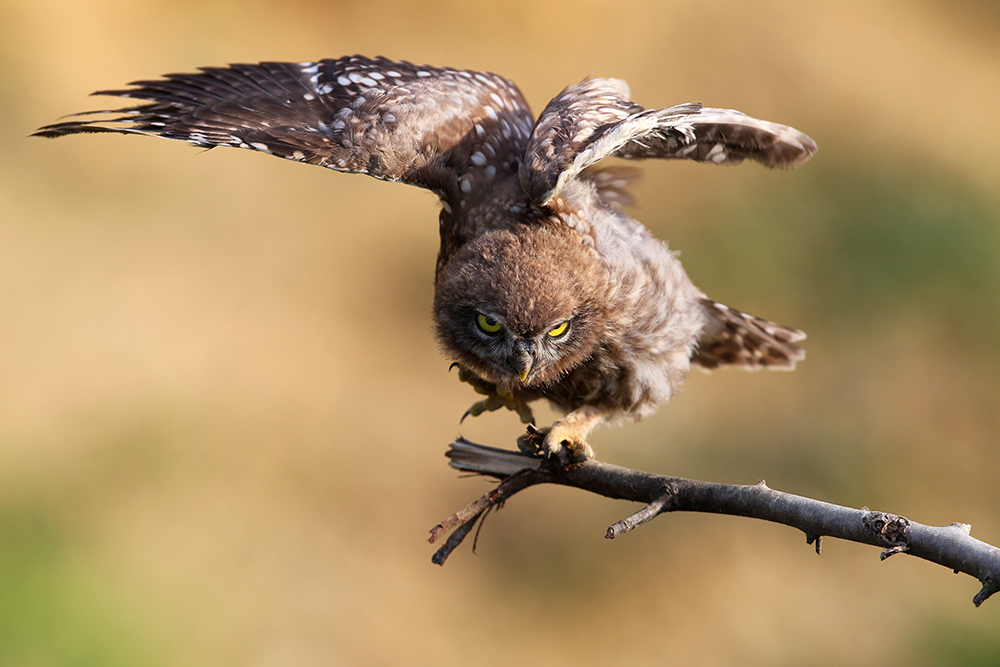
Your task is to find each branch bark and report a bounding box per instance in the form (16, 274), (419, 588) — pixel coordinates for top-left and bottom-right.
(428, 438), (1000, 607)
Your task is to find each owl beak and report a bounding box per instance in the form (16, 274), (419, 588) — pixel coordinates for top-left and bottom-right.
(515, 352), (533, 384)
(513, 342), (535, 384)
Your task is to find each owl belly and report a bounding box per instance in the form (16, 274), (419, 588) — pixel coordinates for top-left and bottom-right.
(534, 338), (695, 423)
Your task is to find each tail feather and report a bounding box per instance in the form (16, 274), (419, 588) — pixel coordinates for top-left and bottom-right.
(446, 438), (540, 478)
(692, 297), (805, 370)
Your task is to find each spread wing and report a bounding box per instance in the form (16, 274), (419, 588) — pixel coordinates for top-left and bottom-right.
(33, 57), (536, 209)
(520, 78), (817, 206)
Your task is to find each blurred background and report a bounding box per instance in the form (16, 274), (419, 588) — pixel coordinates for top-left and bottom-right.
(3, 0), (999, 664)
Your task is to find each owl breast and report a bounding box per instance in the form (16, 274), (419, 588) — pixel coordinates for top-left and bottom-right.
(524, 204), (706, 422)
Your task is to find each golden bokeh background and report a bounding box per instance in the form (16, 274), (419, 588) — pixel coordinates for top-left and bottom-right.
(3, 0), (999, 664)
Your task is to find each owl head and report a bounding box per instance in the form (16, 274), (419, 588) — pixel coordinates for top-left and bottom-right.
(434, 224), (611, 391)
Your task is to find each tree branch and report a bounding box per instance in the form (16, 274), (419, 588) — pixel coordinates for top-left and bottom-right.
(428, 438), (1000, 607)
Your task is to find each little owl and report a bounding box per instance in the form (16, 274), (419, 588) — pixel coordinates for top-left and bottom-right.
(35, 56), (816, 461)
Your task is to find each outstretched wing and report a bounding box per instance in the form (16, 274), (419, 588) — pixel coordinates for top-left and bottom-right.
(520, 78), (816, 206)
(692, 298), (806, 370)
(33, 57), (536, 207)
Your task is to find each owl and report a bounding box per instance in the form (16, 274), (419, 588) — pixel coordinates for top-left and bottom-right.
(35, 56), (816, 461)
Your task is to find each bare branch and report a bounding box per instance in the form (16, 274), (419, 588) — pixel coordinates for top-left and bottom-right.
(429, 438), (1000, 607)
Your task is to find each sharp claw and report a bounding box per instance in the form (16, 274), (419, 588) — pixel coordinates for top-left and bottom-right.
(453, 366), (537, 424)
(527, 423), (595, 463)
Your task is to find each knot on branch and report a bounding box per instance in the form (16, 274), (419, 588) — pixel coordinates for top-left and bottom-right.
(862, 509), (911, 559)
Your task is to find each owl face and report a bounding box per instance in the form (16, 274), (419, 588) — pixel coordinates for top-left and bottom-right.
(450, 308), (576, 387)
(434, 225), (610, 391)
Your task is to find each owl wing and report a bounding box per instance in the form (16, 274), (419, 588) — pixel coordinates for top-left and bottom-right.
(520, 78), (816, 206)
(692, 298), (805, 370)
(33, 57), (535, 209)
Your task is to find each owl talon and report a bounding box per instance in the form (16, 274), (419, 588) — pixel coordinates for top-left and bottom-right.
(547, 436), (594, 463)
(455, 365), (535, 424)
(517, 424), (594, 463)
(461, 395), (505, 422)
(511, 401), (535, 425)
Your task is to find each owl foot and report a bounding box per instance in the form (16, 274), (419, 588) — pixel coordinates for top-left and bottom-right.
(463, 395), (535, 424)
(517, 424), (594, 464)
(455, 365), (535, 424)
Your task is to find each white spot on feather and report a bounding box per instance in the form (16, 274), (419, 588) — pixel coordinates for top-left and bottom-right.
(707, 143), (728, 162)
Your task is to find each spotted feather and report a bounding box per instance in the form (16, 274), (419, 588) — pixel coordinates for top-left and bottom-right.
(692, 297), (806, 370)
(33, 57), (535, 208)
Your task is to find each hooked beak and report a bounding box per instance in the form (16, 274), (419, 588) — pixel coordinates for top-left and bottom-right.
(514, 345), (535, 384)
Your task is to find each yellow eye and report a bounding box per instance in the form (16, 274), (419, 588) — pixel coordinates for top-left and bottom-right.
(476, 313), (502, 334)
(547, 320), (569, 338)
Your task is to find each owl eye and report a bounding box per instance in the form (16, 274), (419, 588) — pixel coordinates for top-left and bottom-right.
(476, 313), (503, 334)
(547, 320), (569, 338)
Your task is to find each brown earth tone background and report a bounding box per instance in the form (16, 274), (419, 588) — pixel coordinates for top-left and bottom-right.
(3, 0), (1000, 664)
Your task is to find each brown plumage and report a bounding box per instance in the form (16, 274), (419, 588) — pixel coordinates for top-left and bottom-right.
(34, 55), (815, 460)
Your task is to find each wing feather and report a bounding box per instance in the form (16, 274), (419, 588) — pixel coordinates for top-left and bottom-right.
(520, 77), (816, 206)
(34, 57), (536, 204)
